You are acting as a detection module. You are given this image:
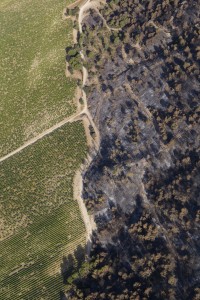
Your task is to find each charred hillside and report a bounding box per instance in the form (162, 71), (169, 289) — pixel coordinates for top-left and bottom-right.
(65, 0), (200, 299)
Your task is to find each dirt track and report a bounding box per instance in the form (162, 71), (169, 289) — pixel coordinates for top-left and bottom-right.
(78, 0), (120, 33)
(0, 111), (83, 163)
(69, 0), (102, 253)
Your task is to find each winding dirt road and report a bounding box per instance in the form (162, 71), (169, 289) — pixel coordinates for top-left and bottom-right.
(78, 0), (120, 33)
(70, 0), (103, 254)
(73, 168), (96, 257)
(78, 0), (101, 33)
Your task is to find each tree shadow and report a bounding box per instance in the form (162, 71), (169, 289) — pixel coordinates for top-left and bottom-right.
(59, 290), (67, 300)
(74, 244), (86, 270)
(58, 226), (105, 299)
(61, 254), (75, 284)
(60, 233), (95, 287)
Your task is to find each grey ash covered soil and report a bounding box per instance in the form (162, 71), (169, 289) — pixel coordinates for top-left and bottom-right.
(65, 0), (200, 299)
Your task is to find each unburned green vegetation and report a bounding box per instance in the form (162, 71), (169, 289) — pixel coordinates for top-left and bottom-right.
(0, 121), (87, 299)
(0, 0), (76, 157)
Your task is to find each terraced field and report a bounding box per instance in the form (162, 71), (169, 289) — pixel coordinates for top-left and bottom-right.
(0, 121), (87, 299)
(0, 0), (76, 157)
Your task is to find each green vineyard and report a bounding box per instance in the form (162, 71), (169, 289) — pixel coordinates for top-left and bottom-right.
(0, 122), (87, 299)
(0, 0), (87, 298)
(0, 0), (76, 156)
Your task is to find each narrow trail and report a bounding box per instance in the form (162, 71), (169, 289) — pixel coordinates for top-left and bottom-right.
(0, 110), (84, 164)
(82, 66), (88, 86)
(78, 0), (99, 34)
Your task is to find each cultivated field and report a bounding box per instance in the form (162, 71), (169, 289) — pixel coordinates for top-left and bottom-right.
(0, 0), (76, 157)
(0, 0), (89, 298)
(0, 121), (87, 299)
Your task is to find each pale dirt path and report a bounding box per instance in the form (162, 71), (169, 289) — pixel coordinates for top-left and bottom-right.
(73, 169), (96, 257)
(82, 91), (100, 149)
(78, 0), (120, 33)
(82, 66), (88, 86)
(0, 109), (84, 164)
(81, 61), (100, 149)
(78, 0), (100, 34)
(73, 28), (78, 44)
